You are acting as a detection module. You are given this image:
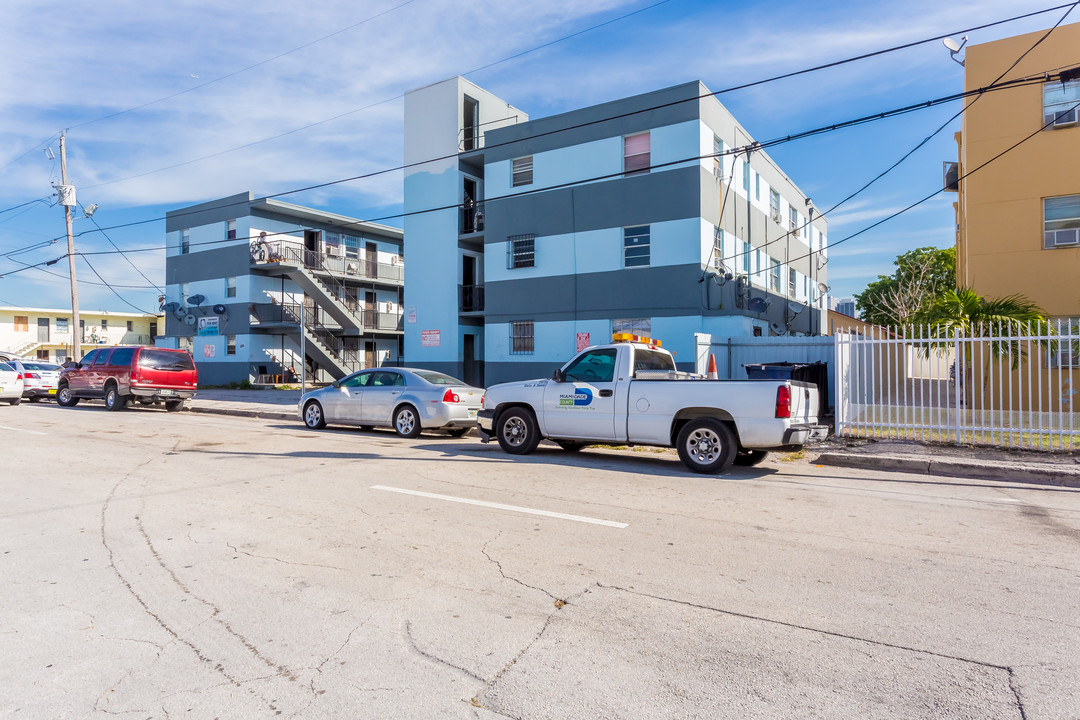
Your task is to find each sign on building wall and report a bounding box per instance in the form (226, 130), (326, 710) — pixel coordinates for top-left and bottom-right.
(576, 332), (591, 352)
(197, 316), (219, 336)
(204, 344), (216, 358)
(407, 307), (417, 324)
(421, 329), (441, 347)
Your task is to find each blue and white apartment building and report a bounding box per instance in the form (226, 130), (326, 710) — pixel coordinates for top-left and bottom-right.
(164, 192), (404, 385)
(403, 78), (828, 386)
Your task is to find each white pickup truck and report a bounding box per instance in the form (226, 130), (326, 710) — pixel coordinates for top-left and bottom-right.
(477, 335), (828, 473)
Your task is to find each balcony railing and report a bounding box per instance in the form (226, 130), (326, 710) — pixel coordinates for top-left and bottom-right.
(251, 238), (403, 284)
(460, 284), (485, 313)
(250, 302), (403, 333)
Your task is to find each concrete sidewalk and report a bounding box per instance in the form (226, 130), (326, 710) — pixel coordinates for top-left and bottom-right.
(186, 388), (302, 421)
(813, 439), (1080, 487)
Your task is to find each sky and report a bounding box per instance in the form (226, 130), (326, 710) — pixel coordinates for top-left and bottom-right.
(0, 0), (1076, 316)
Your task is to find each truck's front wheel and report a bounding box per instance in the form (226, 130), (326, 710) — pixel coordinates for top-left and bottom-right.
(496, 408), (541, 455)
(676, 419), (736, 474)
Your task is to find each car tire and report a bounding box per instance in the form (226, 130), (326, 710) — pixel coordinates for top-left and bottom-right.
(733, 449), (769, 467)
(56, 385), (79, 407)
(8, 397), (20, 406)
(496, 407), (542, 455)
(446, 427), (470, 438)
(676, 418), (736, 474)
(164, 400), (184, 412)
(393, 404), (422, 438)
(105, 385), (127, 411)
(358, 425), (373, 431)
(303, 400), (326, 429)
(29, 396), (41, 403)
(555, 440), (585, 452)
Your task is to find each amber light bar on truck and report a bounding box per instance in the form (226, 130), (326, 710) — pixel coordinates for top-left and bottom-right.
(611, 333), (662, 348)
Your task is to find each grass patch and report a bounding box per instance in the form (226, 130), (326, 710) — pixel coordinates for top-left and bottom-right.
(779, 449), (807, 462)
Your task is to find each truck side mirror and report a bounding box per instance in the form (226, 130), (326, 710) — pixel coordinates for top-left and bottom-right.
(551, 368), (565, 383)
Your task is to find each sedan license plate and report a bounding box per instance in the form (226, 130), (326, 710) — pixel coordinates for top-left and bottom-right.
(468, 408), (477, 419)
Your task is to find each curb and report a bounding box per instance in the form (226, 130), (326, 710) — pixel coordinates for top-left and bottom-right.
(818, 452), (1080, 488)
(187, 405), (297, 422)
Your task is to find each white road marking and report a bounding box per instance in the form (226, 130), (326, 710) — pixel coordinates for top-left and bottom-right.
(0, 425), (47, 435)
(371, 485), (628, 528)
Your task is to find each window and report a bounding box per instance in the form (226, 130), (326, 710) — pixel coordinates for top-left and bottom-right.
(613, 318), (651, 335)
(1043, 78), (1080, 127)
(510, 321), (534, 354)
(712, 226), (724, 270)
(37, 349), (49, 361)
(563, 349), (617, 383)
(226, 220), (236, 240)
(742, 161), (750, 192)
(1044, 194), (1080, 248)
(755, 174), (761, 201)
(788, 268), (797, 297)
(341, 371), (373, 388)
(56, 318), (68, 333)
(789, 206), (799, 232)
(769, 190), (781, 221)
(623, 132), (650, 175)
(108, 347), (135, 366)
(712, 135), (724, 176)
(768, 259), (780, 292)
(180, 229), (190, 254)
(14, 315), (28, 332)
(226, 335), (236, 355)
(507, 234), (535, 269)
(101, 319), (108, 330)
(623, 225), (650, 267)
(756, 249), (764, 278)
(1048, 318), (1079, 368)
(226, 276), (237, 298)
(512, 156), (533, 186)
(126, 321), (133, 331)
(742, 240), (751, 273)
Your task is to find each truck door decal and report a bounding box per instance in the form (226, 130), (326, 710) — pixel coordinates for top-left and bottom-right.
(559, 387), (593, 407)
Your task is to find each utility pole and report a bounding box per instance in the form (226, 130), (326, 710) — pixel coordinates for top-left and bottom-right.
(59, 132), (81, 360)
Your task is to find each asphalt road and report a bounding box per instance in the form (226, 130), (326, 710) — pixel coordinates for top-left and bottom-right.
(2, 402), (1079, 719)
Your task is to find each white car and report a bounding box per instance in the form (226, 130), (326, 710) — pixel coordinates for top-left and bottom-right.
(0, 361), (25, 405)
(12, 360), (62, 401)
(299, 367), (483, 437)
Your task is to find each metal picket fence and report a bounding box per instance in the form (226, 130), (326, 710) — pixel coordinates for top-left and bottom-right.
(835, 320), (1080, 451)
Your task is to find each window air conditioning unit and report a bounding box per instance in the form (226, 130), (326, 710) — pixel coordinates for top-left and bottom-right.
(346, 262), (359, 274)
(770, 210), (782, 224)
(1053, 107), (1078, 127)
(1051, 228), (1080, 247)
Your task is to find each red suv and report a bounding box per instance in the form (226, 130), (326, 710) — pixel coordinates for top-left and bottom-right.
(57, 346), (198, 412)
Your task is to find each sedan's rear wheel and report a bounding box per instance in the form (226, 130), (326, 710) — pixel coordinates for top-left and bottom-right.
(303, 400), (326, 429)
(496, 407), (541, 455)
(56, 385), (79, 407)
(393, 405), (422, 438)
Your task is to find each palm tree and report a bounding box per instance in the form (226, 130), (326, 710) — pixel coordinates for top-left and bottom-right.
(913, 288), (1051, 408)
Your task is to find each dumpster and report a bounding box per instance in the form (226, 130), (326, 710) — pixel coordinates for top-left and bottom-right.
(743, 361), (829, 418)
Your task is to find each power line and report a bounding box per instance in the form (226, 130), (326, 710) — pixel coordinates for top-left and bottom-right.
(58, 72), (1051, 262)
(0, 196), (53, 217)
(63, 70), (1050, 248)
(77, 253), (158, 315)
(78, 2), (1073, 195)
(84, 207), (164, 293)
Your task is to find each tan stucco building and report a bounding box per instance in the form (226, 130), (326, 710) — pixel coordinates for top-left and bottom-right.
(954, 23), (1080, 320)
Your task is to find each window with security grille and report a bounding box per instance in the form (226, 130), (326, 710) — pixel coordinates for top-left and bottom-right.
(623, 132), (650, 175)
(507, 234), (535, 268)
(180, 229), (190, 254)
(768, 259), (780, 292)
(1048, 318), (1079, 368)
(623, 225), (650, 268)
(510, 321), (534, 354)
(512, 156), (533, 186)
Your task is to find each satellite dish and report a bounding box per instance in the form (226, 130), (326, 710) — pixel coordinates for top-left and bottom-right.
(770, 322), (786, 335)
(161, 301), (180, 313)
(787, 301), (803, 315)
(173, 306), (188, 320)
(942, 38), (961, 53)
(817, 282), (830, 294)
(184, 314), (197, 326)
(187, 294), (206, 306)
(747, 297), (770, 314)
(213, 304), (227, 315)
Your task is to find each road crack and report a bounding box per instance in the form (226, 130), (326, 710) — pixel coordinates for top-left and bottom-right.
(226, 541), (347, 571)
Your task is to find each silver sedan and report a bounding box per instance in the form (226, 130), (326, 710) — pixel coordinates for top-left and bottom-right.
(298, 367), (483, 438)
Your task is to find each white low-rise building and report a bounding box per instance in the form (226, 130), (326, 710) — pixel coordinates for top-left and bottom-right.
(0, 306), (161, 364)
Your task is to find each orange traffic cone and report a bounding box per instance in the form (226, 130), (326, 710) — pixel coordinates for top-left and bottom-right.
(706, 354), (718, 380)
